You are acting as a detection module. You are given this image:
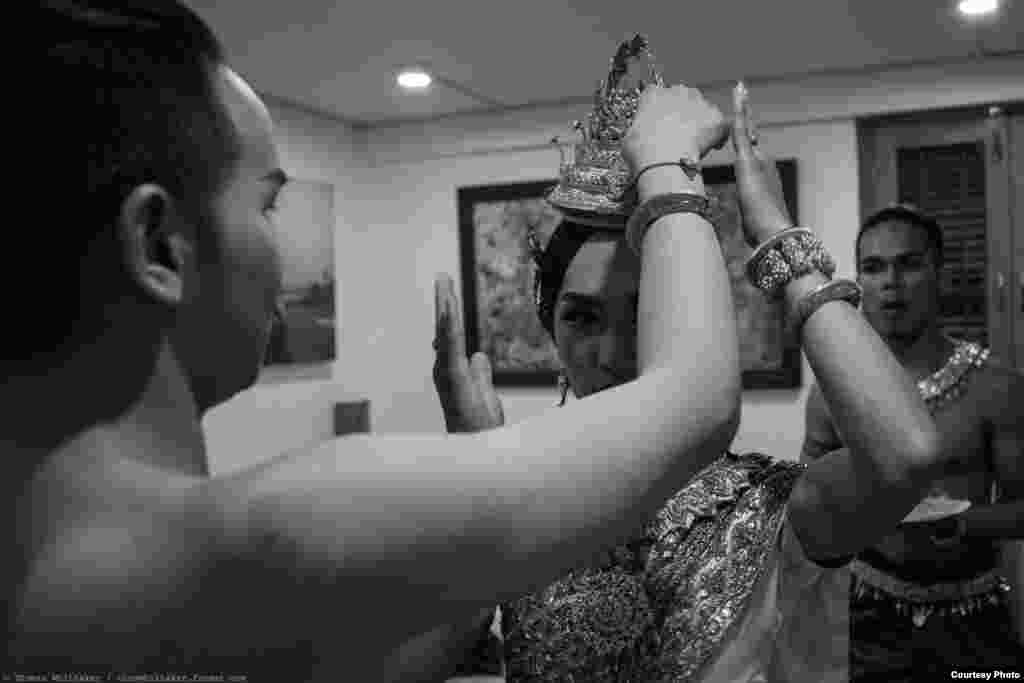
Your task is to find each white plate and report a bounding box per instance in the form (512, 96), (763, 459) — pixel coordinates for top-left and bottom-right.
(901, 497), (972, 524)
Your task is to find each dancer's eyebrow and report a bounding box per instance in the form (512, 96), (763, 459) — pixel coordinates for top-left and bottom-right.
(559, 292), (603, 306)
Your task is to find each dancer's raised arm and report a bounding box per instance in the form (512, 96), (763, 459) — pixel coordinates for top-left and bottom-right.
(730, 83), (940, 563)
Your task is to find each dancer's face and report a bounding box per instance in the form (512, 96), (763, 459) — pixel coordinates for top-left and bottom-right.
(554, 233), (640, 398)
(857, 220), (940, 343)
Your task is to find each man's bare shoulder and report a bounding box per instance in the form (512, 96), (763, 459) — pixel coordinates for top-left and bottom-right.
(8, 474), (256, 662)
(979, 351), (1023, 383)
(16, 505), (212, 624)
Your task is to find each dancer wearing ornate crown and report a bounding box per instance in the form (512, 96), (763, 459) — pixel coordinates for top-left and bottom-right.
(802, 204), (1024, 681)
(15, 7), (784, 677)
(401, 37), (962, 683)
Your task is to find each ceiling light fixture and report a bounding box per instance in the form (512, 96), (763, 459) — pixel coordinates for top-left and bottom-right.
(395, 66), (505, 107)
(397, 68), (432, 90)
(957, 0), (999, 17)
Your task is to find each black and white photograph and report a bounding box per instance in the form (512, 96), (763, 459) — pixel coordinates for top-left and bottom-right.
(15, 2), (1023, 681)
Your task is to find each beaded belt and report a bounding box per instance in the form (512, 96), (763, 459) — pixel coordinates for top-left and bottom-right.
(850, 558), (1011, 627)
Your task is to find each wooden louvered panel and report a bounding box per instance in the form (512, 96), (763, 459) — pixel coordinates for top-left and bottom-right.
(897, 143), (988, 345)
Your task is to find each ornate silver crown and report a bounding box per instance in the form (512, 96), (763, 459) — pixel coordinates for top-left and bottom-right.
(546, 34), (664, 227)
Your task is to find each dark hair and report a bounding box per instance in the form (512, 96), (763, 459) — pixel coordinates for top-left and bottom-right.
(15, 1), (241, 366)
(856, 203), (944, 271)
(532, 220), (592, 337)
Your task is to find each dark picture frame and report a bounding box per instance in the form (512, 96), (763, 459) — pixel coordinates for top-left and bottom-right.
(456, 161), (801, 390)
(458, 180), (562, 387)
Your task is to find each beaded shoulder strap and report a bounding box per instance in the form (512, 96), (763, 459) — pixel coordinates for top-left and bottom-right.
(917, 338), (990, 413)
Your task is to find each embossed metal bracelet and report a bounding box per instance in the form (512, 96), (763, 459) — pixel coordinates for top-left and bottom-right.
(746, 227), (836, 298)
(785, 278), (862, 340)
(625, 192), (712, 255)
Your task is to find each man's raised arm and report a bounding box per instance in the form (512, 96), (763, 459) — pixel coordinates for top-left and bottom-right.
(196, 83), (741, 656)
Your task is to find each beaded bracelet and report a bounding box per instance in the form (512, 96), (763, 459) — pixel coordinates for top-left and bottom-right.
(625, 192), (712, 255)
(745, 228), (836, 298)
(784, 278), (862, 340)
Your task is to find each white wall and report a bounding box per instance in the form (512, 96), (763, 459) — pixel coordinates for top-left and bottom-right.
(203, 55), (1024, 474)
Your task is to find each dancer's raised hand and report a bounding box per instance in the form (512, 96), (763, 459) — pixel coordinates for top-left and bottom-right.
(432, 275), (505, 433)
(623, 83), (730, 172)
(731, 82), (793, 246)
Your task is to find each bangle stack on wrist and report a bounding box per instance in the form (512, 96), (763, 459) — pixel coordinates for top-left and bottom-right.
(745, 228), (835, 299)
(745, 227), (861, 340)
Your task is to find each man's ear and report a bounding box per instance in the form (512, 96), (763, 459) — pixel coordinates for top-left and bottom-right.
(116, 184), (195, 307)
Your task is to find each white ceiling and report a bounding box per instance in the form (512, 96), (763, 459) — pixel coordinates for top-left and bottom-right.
(188, 0), (1023, 127)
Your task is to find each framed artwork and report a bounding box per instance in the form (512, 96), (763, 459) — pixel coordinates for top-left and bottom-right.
(457, 180), (562, 387)
(261, 178), (336, 382)
(704, 161), (802, 389)
(456, 161), (801, 390)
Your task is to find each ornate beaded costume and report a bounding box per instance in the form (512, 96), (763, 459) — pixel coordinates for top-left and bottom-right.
(915, 338), (989, 413)
(846, 337), (1024, 678)
(850, 337), (1012, 629)
(500, 452), (806, 682)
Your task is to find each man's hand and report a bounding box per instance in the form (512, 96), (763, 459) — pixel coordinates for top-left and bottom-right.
(622, 82), (729, 172)
(433, 275), (505, 433)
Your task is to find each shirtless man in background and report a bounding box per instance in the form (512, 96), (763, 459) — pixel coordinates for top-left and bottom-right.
(802, 204), (1024, 681)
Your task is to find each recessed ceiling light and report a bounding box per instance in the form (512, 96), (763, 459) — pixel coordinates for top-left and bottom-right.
(957, 0), (999, 17)
(397, 69), (432, 90)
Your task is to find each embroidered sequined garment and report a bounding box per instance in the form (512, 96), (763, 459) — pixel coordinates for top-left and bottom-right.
(501, 452), (803, 682)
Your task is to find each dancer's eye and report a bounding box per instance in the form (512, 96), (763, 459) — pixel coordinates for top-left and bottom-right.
(562, 310), (600, 328)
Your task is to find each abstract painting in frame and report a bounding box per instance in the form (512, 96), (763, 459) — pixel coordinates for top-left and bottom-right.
(261, 178), (336, 382)
(457, 161), (800, 390)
